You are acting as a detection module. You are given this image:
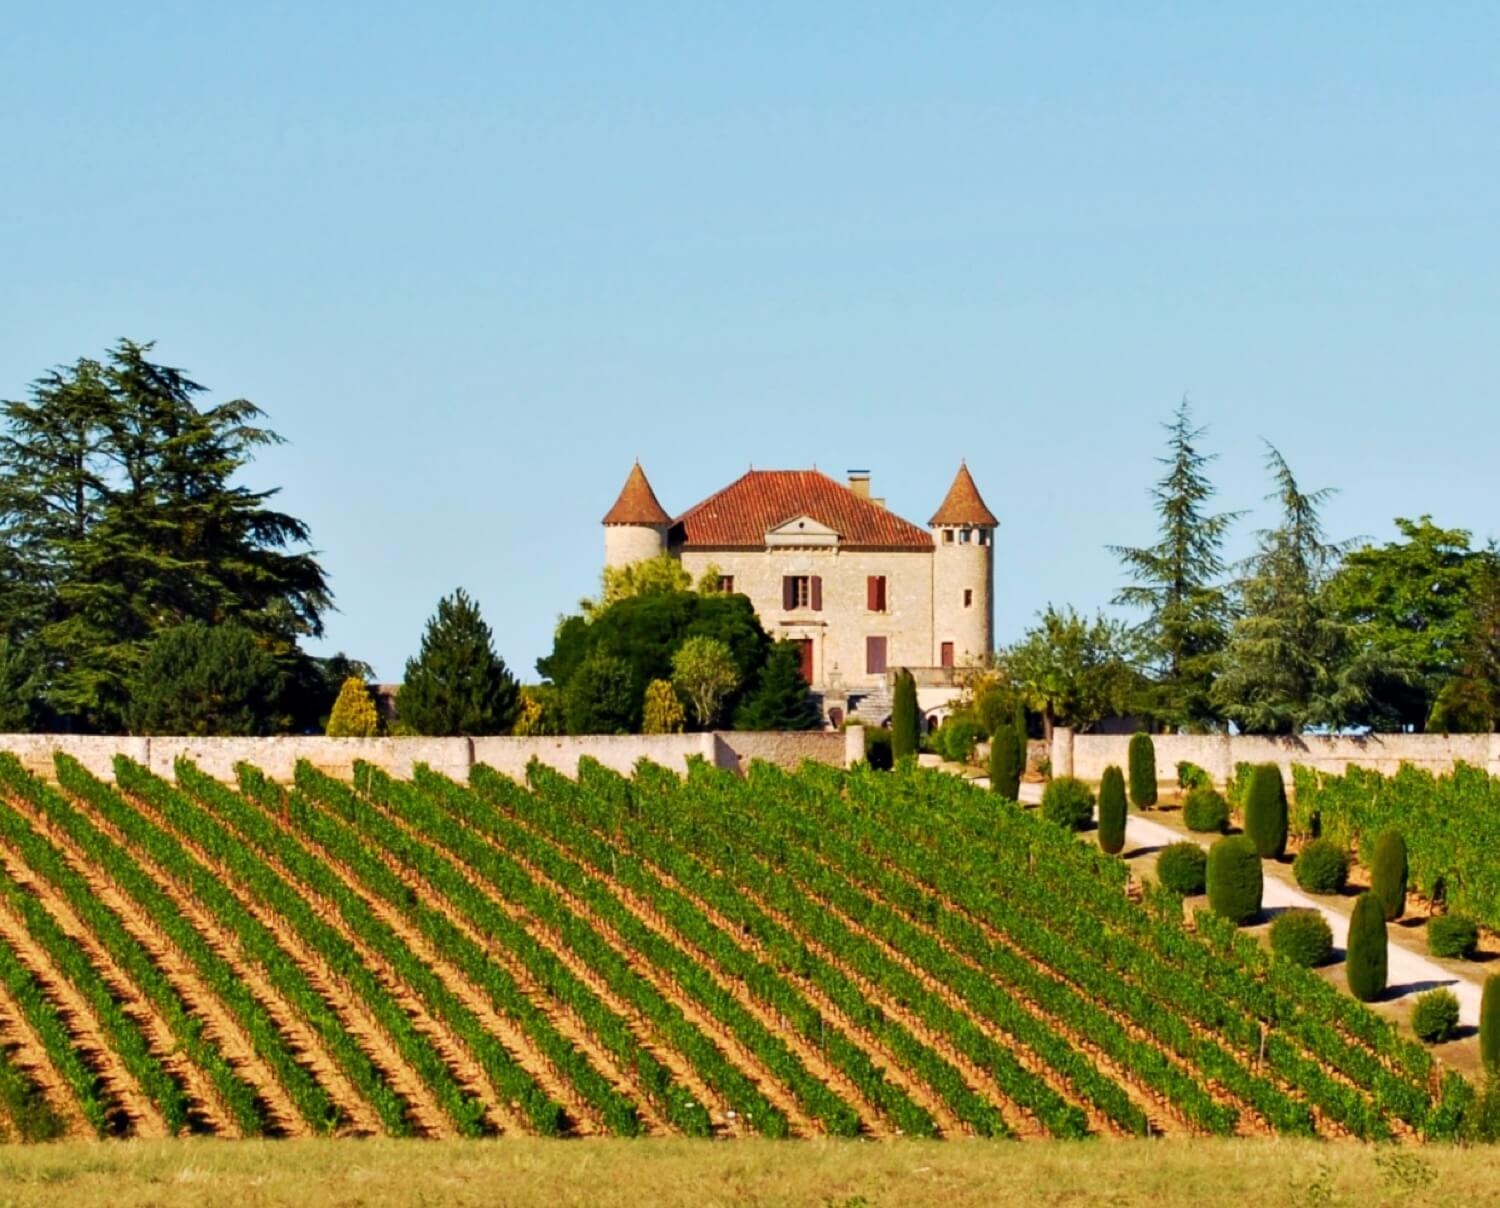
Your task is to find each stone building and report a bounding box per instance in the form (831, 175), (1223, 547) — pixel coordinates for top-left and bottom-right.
(602, 462), (998, 726)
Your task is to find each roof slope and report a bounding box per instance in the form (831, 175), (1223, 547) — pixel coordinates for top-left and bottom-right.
(603, 462), (672, 526)
(671, 469), (932, 549)
(929, 462), (999, 527)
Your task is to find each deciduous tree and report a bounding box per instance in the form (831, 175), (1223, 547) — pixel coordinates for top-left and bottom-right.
(1005, 605), (1140, 737)
(671, 636), (739, 729)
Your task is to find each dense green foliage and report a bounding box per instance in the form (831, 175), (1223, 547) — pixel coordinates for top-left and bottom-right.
(1292, 762), (1500, 933)
(1428, 914), (1479, 960)
(1182, 787), (1229, 833)
(1097, 765), (1126, 855)
(1040, 776), (1094, 831)
(1269, 910), (1333, 968)
(731, 641), (819, 731)
(1207, 837), (1262, 925)
(1346, 893), (1389, 1003)
(1176, 761), (1212, 790)
(564, 651), (637, 735)
(987, 722), (1022, 800)
(640, 679), (685, 734)
(1371, 828), (1409, 921)
(1127, 733), (1157, 807)
(670, 635), (739, 728)
(126, 622), (290, 736)
(1484, 976), (1500, 1073)
(1293, 838), (1350, 894)
(399, 589), (520, 736)
(1157, 842), (1207, 895)
(325, 676), (379, 738)
(891, 669), (920, 760)
(1005, 606), (1140, 734)
(1243, 764), (1288, 859)
(0, 340), (331, 732)
(1412, 989), (1461, 1045)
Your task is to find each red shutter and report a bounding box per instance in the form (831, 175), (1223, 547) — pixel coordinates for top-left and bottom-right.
(866, 636), (887, 675)
(782, 576), (795, 610)
(811, 576), (822, 611)
(877, 576), (887, 611)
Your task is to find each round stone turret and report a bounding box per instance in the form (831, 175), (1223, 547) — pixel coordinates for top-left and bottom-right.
(929, 462), (996, 667)
(603, 461), (671, 570)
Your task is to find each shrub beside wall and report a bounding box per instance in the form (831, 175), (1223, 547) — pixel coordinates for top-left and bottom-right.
(1346, 892), (1389, 1002)
(1183, 787), (1229, 833)
(1293, 838), (1350, 894)
(1041, 777), (1095, 832)
(1371, 828), (1409, 921)
(1097, 765), (1126, 855)
(1243, 764), (1288, 859)
(1207, 836), (1262, 925)
(1128, 733), (1157, 809)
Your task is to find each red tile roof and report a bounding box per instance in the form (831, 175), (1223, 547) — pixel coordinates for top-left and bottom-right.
(929, 462), (999, 527)
(603, 462), (672, 526)
(671, 470), (933, 549)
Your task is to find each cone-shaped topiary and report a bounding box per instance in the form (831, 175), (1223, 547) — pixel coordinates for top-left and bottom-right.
(1011, 701), (1028, 776)
(1127, 733), (1157, 808)
(1207, 836), (1263, 925)
(1371, 828), (1409, 921)
(1428, 914), (1479, 960)
(1243, 764), (1288, 859)
(1098, 765), (1127, 855)
(1183, 787), (1230, 833)
(1158, 842), (1208, 895)
(1293, 838), (1349, 894)
(325, 676), (379, 738)
(1041, 776), (1095, 831)
(1346, 891), (1389, 1002)
(641, 679), (685, 734)
(890, 669), (921, 761)
(1483, 975), (1500, 1073)
(988, 722), (1022, 800)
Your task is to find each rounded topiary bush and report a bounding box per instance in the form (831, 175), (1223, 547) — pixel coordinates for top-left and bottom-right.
(1270, 909), (1333, 968)
(1371, 828), (1409, 922)
(1483, 975), (1500, 1074)
(1292, 838), (1350, 895)
(1207, 836), (1263, 925)
(1127, 732), (1157, 809)
(1157, 842), (1207, 895)
(1097, 765), (1126, 855)
(1412, 988), (1462, 1045)
(1428, 914), (1480, 960)
(1041, 776), (1095, 832)
(1346, 891), (1389, 1003)
(1183, 787), (1229, 834)
(1242, 764), (1288, 859)
(988, 722), (1022, 800)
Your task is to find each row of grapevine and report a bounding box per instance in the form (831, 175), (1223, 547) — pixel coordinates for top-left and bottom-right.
(0, 924), (94, 1138)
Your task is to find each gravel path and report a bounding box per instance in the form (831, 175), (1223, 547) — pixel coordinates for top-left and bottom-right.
(1009, 779), (1486, 1027)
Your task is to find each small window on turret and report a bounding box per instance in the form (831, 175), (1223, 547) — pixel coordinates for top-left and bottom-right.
(963, 588), (973, 608)
(959, 529), (972, 544)
(978, 530), (990, 546)
(943, 529), (954, 544)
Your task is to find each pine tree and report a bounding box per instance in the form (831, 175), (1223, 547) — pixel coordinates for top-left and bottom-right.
(399, 588), (520, 736)
(1098, 765), (1127, 855)
(125, 621), (288, 736)
(1110, 400), (1240, 731)
(642, 679), (686, 734)
(890, 669), (920, 760)
(733, 641), (820, 730)
(326, 676), (379, 738)
(1346, 892), (1389, 1002)
(988, 722), (1022, 799)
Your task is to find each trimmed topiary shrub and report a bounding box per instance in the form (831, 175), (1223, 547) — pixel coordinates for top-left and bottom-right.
(1428, 914), (1480, 960)
(1207, 836), (1263, 925)
(1292, 838), (1350, 895)
(1483, 975), (1500, 1074)
(1041, 776), (1095, 831)
(1269, 909), (1333, 967)
(1157, 842), (1208, 896)
(1346, 891), (1389, 1002)
(988, 723), (1022, 800)
(1243, 764), (1288, 859)
(1176, 761), (1212, 791)
(891, 670), (920, 761)
(1097, 765), (1126, 855)
(1412, 988), (1462, 1045)
(1371, 828), (1409, 922)
(1128, 733), (1157, 809)
(1183, 787), (1229, 834)
(936, 716), (988, 764)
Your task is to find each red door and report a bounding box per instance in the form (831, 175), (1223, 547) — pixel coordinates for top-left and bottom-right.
(796, 639), (814, 684)
(940, 641), (955, 668)
(866, 636), (888, 675)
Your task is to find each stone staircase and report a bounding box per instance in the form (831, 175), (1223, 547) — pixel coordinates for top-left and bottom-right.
(846, 684), (893, 727)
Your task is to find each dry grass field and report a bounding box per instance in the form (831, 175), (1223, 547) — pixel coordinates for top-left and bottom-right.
(0, 1137), (1493, 1208)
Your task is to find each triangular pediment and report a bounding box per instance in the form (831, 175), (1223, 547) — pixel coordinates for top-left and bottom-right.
(764, 514), (841, 546)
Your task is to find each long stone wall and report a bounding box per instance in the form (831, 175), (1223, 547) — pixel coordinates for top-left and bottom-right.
(0, 728), (863, 785)
(1049, 727), (1500, 787)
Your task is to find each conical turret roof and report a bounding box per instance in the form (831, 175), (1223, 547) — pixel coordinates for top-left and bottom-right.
(929, 461), (998, 527)
(603, 461), (672, 526)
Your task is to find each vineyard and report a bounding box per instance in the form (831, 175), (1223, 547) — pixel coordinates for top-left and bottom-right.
(0, 750), (1481, 1145)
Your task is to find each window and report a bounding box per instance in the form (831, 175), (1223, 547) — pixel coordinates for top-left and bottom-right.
(942, 529), (954, 544)
(717, 575), (735, 593)
(866, 635), (888, 675)
(940, 641), (955, 668)
(978, 530), (990, 546)
(866, 575), (887, 612)
(958, 528), (972, 544)
(963, 588), (973, 608)
(781, 575), (822, 610)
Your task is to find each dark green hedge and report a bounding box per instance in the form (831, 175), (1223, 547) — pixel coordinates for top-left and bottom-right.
(1269, 909), (1333, 968)
(1207, 836), (1262, 925)
(1097, 766), (1126, 855)
(1183, 787), (1229, 834)
(1127, 733), (1157, 808)
(1428, 914), (1479, 960)
(1243, 764), (1288, 859)
(1371, 828), (1408, 921)
(1041, 776), (1094, 832)
(1346, 891), (1389, 1002)
(1292, 838), (1349, 894)
(1157, 842), (1207, 895)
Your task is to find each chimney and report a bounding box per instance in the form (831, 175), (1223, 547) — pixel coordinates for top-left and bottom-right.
(847, 470), (871, 500)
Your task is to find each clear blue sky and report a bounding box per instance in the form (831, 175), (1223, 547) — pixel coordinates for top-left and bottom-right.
(4, 4), (1497, 680)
